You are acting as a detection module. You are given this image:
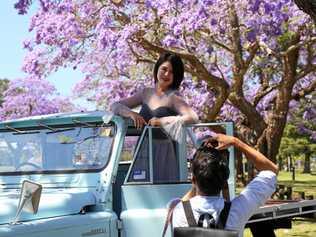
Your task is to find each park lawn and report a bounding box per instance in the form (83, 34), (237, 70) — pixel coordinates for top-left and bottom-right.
(277, 170), (316, 198)
(244, 218), (316, 237)
(243, 170), (316, 236)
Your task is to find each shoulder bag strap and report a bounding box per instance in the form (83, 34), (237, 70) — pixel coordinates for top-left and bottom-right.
(162, 198), (181, 237)
(182, 200), (197, 227)
(217, 201), (231, 229)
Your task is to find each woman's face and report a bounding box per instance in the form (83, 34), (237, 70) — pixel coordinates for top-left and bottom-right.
(157, 61), (173, 90)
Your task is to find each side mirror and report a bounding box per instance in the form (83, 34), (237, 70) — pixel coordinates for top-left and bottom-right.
(12, 180), (42, 224)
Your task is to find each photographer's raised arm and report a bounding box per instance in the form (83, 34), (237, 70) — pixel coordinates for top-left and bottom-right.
(234, 138), (278, 174)
(212, 134), (278, 175)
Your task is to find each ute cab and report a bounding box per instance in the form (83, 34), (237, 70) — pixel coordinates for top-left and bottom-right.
(0, 111), (235, 237)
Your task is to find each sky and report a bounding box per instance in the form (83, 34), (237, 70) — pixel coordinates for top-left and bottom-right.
(0, 2), (89, 105)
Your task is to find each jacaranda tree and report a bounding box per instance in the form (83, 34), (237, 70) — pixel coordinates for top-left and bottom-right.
(0, 77), (75, 120)
(12, 0), (316, 162)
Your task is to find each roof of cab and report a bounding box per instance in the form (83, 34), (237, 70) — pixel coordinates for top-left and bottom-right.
(0, 111), (115, 130)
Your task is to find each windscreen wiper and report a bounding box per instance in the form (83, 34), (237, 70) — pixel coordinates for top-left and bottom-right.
(72, 119), (95, 127)
(38, 122), (57, 132)
(6, 125), (40, 135)
(46, 128), (75, 134)
(37, 122), (75, 134)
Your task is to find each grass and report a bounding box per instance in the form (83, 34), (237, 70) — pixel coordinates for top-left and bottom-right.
(244, 218), (316, 237)
(243, 170), (316, 236)
(277, 170), (316, 198)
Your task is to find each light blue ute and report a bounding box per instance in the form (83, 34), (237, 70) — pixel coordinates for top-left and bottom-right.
(0, 111), (235, 237)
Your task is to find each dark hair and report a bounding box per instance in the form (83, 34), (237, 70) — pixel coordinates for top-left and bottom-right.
(153, 52), (184, 90)
(191, 145), (230, 196)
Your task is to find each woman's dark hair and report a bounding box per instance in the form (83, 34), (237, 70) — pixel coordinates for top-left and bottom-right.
(191, 145), (230, 196)
(153, 52), (184, 90)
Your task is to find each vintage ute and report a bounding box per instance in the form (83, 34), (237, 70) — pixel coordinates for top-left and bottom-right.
(0, 111), (315, 237)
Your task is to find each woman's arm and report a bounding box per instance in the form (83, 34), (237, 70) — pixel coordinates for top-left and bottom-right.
(110, 90), (143, 117)
(172, 94), (199, 124)
(110, 90), (146, 129)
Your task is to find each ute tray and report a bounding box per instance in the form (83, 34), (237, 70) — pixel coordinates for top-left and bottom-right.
(248, 199), (316, 223)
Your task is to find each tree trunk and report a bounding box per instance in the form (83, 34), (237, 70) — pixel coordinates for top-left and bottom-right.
(294, 0), (316, 22)
(278, 156), (283, 171)
(236, 148), (246, 185)
(247, 162), (255, 182)
(259, 33), (301, 163)
(287, 156), (291, 171)
(303, 152), (311, 173)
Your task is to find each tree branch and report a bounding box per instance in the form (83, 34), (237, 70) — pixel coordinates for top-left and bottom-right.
(204, 88), (229, 121)
(228, 2), (244, 72)
(292, 79), (316, 100)
(136, 37), (231, 120)
(139, 37), (228, 87)
(259, 41), (281, 59)
(296, 64), (316, 80)
(252, 85), (278, 107)
(229, 93), (267, 134)
(209, 35), (233, 53)
(282, 37), (316, 55)
(198, 29), (233, 52)
(214, 54), (226, 81)
(128, 42), (155, 64)
(244, 41), (259, 69)
(227, 2), (266, 134)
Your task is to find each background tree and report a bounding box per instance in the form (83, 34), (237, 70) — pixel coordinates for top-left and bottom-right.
(0, 77), (75, 120)
(294, 0), (316, 22)
(0, 79), (10, 106)
(279, 123), (316, 174)
(281, 91), (316, 173)
(13, 0), (316, 163)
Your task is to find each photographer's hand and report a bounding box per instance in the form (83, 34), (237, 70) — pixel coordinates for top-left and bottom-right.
(204, 133), (236, 150)
(204, 133), (278, 174)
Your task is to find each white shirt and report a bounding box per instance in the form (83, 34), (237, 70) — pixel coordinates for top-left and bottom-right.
(172, 170), (277, 237)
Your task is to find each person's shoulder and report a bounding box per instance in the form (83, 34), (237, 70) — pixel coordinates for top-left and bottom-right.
(135, 87), (153, 100)
(172, 201), (187, 228)
(232, 170), (277, 212)
(245, 170), (277, 189)
(171, 90), (182, 97)
(172, 200), (187, 219)
(170, 90), (185, 101)
(173, 200), (184, 212)
(141, 87), (155, 96)
(142, 87), (154, 92)
(242, 170), (277, 191)
(256, 170), (277, 179)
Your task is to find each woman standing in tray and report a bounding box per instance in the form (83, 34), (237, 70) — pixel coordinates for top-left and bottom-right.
(111, 52), (198, 182)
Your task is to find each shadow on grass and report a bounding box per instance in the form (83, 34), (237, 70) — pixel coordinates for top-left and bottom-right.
(278, 180), (316, 186)
(273, 218), (316, 237)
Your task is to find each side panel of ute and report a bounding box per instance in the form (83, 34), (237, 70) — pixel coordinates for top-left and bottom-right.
(0, 211), (117, 237)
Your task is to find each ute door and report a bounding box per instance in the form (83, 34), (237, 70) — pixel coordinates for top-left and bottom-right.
(119, 122), (235, 237)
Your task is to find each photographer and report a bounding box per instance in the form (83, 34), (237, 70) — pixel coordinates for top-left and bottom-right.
(172, 133), (278, 236)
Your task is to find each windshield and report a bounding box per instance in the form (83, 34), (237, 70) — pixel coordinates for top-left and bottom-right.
(0, 123), (115, 174)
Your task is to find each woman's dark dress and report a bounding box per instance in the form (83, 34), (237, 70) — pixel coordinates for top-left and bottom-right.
(128, 104), (179, 183)
(111, 87), (198, 183)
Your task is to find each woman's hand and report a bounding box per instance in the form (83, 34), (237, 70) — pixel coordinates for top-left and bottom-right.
(129, 112), (147, 129)
(148, 117), (162, 126)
